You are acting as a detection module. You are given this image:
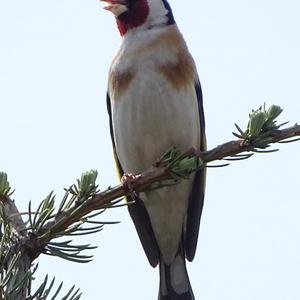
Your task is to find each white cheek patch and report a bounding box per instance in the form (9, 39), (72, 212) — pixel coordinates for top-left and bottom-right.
(146, 0), (169, 27)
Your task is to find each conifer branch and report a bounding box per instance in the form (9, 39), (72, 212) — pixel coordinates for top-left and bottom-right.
(0, 104), (299, 298)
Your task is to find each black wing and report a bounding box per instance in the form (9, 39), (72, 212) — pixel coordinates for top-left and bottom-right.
(184, 80), (207, 261)
(106, 93), (160, 267)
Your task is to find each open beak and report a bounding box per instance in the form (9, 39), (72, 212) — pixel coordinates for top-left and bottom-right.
(101, 0), (128, 17)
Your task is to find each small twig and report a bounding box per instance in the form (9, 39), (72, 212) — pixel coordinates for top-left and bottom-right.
(2, 198), (27, 235)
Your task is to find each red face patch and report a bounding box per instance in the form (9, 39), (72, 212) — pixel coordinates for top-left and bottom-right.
(116, 0), (150, 35)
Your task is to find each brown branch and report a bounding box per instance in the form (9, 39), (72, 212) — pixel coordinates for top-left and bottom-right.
(1, 122), (300, 297)
(203, 123), (300, 161)
(3, 198), (27, 236)
(35, 123), (300, 249)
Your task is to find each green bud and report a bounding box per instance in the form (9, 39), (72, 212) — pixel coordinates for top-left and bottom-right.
(266, 105), (283, 122)
(79, 170), (98, 195)
(248, 111), (266, 138)
(178, 157), (199, 173)
(0, 172), (10, 196)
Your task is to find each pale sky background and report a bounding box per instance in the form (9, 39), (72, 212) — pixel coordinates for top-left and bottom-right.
(1, 0), (300, 299)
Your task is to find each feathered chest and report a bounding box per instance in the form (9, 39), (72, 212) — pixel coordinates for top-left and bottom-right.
(108, 26), (197, 101)
(108, 27), (201, 173)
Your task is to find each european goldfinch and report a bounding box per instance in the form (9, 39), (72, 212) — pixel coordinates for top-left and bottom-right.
(104, 0), (206, 299)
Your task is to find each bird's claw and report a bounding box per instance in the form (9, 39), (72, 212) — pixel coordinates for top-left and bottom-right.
(121, 173), (140, 195)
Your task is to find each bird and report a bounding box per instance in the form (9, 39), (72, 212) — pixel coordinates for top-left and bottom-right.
(103, 0), (206, 299)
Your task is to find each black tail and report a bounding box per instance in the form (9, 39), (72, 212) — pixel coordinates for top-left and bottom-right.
(158, 248), (194, 300)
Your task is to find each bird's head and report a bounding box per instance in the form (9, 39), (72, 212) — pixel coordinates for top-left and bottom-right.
(102, 0), (175, 36)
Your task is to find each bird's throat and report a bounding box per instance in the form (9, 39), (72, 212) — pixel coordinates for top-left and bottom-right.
(116, 0), (149, 36)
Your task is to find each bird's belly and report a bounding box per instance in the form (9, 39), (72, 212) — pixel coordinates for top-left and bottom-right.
(112, 72), (200, 174)
(112, 72), (201, 263)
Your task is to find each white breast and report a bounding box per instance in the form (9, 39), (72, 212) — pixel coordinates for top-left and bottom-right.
(113, 71), (200, 173)
(110, 27), (201, 264)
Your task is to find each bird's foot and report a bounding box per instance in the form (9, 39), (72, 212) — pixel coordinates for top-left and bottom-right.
(121, 173), (140, 194)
